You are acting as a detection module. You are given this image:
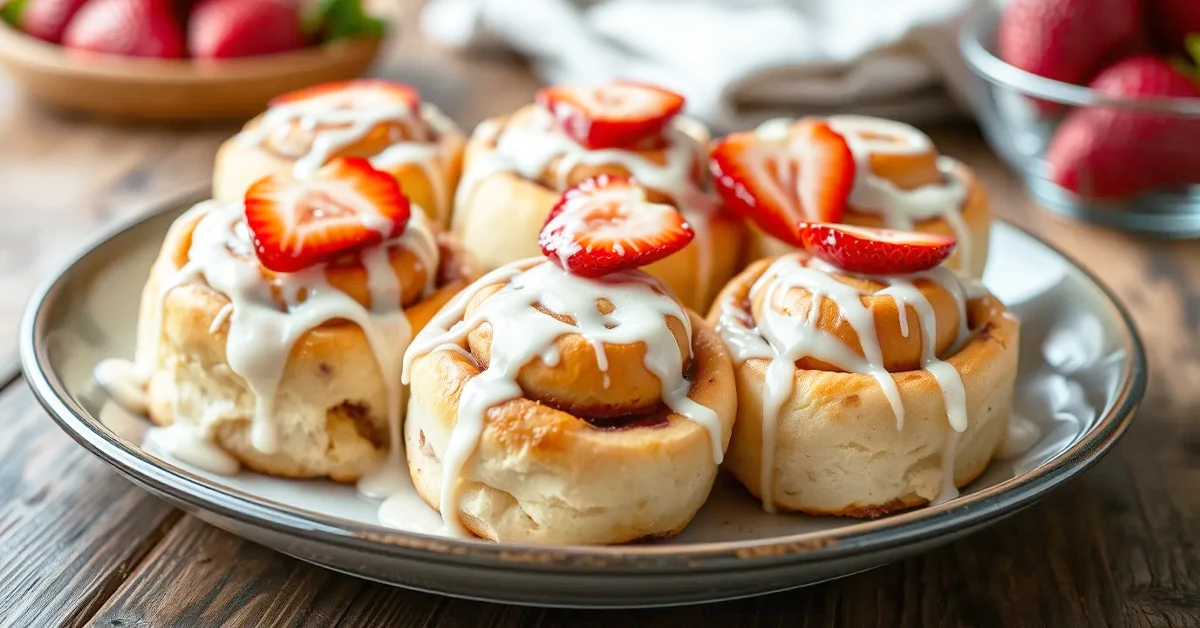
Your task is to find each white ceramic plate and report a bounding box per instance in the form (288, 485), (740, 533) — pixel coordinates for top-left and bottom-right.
(22, 191), (1145, 607)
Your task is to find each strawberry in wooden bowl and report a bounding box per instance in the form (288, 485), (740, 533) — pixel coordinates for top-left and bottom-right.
(0, 0), (387, 119)
(961, 1), (1200, 236)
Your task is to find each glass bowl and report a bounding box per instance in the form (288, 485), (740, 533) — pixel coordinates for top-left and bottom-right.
(959, 6), (1200, 237)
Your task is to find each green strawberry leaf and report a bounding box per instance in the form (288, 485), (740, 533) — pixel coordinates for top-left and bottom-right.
(303, 0), (385, 43)
(1186, 34), (1200, 69)
(1, 0), (27, 27)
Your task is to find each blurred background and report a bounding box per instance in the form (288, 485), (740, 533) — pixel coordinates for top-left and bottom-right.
(0, 0), (1197, 344)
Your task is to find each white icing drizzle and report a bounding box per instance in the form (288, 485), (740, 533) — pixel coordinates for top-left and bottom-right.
(755, 116), (976, 277)
(715, 254), (972, 512)
(95, 199), (439, 480)
(401, 258), (723, 536)
(455, 106), (720, 304)
(238, 93), (459, 221)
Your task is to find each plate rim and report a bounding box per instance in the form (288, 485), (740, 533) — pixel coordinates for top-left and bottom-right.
(19, 188), (1148, 574)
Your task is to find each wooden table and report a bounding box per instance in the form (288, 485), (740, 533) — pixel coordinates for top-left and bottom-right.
(1, 6), (1198, 627)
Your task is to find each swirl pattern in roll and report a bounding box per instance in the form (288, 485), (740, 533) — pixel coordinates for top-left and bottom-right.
(742, 116), (991, 278)
(708, 252), (1019, 516)
(450, 100), (745, 311)
(133, 197), (476, 481)
(213, 80), (466, 227)
(402, 258), (737, 544)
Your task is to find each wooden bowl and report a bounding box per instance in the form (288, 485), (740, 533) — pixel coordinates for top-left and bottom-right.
(0, 21), (385, 120)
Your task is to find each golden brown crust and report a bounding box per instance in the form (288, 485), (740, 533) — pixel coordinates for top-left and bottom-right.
(707, 256), (1019, 517)
(139, 206), (479, 481)
(748, 254), (962, 372)
(451, 108), (747, 312)
(213, 110), (466, 228)
(404, 309), (737, 544)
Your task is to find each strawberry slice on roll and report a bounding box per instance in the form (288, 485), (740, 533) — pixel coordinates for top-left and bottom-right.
(244, 157), (412, 273)
(798, 222), (957, 275)
(539, 175), (694, 278)
(710, 119), (855, 247)
(536, 81), (686, 150)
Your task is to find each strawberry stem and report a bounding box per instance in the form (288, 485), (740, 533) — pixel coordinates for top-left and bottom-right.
(1188, 34), (1200, 69)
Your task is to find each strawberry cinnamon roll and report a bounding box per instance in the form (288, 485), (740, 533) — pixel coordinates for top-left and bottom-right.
(403, 178), (736, 544)
(126, 158), (475, 481)
(214, 80), (466, 227)
(449, 81), (745, 311)
(713, 116), (990, 278)
(708, 224), (1018, 516)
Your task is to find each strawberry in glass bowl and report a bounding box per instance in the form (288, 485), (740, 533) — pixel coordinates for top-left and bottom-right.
(960, 1), (1200, 236)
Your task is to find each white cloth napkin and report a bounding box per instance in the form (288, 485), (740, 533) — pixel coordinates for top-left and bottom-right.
(420, 0), (985, 131)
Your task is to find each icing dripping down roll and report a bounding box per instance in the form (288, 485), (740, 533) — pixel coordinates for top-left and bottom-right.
(401, 258), (737, 544)
(709, 252), (1019, 516)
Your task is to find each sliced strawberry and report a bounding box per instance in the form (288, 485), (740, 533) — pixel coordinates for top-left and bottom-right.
(244, 157), (411, 273)
(270, 79), (420, 109)
(710, 120), (855, 247)
(798, 223), (956, 275)
(536, 81), (685, 150)
(539, 175), (694, 278)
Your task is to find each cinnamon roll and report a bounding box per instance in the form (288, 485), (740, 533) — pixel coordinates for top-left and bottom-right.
(213, 80), (466, 227)
(449, 81), (746, 311)
(403, 175), (736, 544)
(126, 158), (475, 481)
(708, 223), (1018, 515)
(713, 116), (990, 278)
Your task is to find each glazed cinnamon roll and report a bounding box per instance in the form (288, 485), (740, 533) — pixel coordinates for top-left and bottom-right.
(712, 115), (990, 278)
(404, 176), (736, 544)
(127, 158), (475, 480)
(213, 80), (466, 227)
(708, 223), (1018, 515)
(450, 81), (745, 311)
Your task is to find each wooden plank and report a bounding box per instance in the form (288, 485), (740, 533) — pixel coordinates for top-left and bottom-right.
(92, 517), (364, 628)
(0, 382), (182, 628)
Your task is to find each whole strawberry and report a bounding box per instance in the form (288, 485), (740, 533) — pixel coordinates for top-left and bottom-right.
(62, 0), (184, 57)
(1046, 55), (1200, 200)
(999, 0), (1143, 88)
(188, 0), (305, 59)
(19, 0), (90, 43)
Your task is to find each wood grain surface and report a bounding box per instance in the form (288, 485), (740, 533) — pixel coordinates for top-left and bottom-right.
(1, 1), (1197, 627)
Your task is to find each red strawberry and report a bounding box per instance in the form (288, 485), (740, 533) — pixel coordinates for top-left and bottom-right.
(1046, 55), (1200, 200)
(244, 157), (411, 273)
(536, 81), (685, 150)
(999, 0), (1142, 89)
(19, 0), (90, 43)
(270, 79), (420, 109)
(710, 119), (855, 247)
(798, 223), (957, 275)
(1145, 0), (1200, 52)
(539, 175), (694, 278)
(188, 0), (304, 59)
(62, 0), (184, 58)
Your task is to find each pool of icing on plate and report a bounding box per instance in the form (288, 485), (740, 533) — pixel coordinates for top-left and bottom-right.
(401, 258), (725, 537)
(454, 105), (722, 305)
(238, 93), (460, 222)
(714, 254), (1012, 512)
(755, 116), (976, 277)
(95, 198), (440, 521)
